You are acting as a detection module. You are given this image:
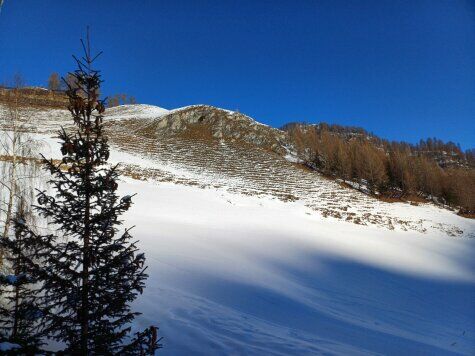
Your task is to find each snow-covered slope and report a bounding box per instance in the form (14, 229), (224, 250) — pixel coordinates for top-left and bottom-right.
(1, 103), (475, 354)
(106, 104), (170, 120)
(1, 102), (473, 237)
(102, 104), (473, 238)
(122, 178), (475, 355)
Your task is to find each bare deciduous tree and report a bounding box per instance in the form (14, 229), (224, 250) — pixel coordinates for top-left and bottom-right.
(47, 72), (61, 91)
(0, 75), (40, 270)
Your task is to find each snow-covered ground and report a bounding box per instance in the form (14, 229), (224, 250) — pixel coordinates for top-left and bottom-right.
(1, 107), (475, 354)
(121, 178), (475, 355)
(106, 104), (170, 120)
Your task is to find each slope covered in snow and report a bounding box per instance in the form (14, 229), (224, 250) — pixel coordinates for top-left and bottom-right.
(1, 101), (474, 354)
(103, 105), (473, 238)
(105, 104), (170, 120)
(121, 178), (475, 355)
(1, 102), (473, 237)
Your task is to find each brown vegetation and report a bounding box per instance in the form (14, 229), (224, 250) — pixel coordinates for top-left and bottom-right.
(0, 86), (68, 108)
(284, 122), (475, 213)
(107, 93), (136, 107)
(47, 72), (61, 91)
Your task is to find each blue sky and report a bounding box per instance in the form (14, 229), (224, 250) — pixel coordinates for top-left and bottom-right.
(0, 0), (473, 148)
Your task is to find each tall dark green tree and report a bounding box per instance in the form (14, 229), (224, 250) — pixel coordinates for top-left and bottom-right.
(14, 34), (160, 354)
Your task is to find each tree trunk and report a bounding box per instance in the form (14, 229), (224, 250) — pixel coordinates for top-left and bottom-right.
(80, 107), (92, 354)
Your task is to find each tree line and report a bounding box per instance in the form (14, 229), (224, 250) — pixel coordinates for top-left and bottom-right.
(284, 123), (475, 214)
(47, 72), (137, 107)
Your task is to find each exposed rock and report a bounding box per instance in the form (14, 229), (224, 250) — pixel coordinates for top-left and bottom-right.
(151, 105), (289, 155)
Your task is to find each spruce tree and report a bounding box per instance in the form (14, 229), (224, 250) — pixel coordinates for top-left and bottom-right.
(15, 35), (160, 354)
(0, 199), (43, 354)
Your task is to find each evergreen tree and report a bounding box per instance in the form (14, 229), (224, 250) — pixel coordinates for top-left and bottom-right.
(122, 326), (161, 355)
(16, 34), (160, 354)
(0, 199), (43, 354)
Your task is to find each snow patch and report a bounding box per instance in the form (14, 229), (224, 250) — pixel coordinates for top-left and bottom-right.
(105, 104), (169, 121)
(0, 342), (21, 351)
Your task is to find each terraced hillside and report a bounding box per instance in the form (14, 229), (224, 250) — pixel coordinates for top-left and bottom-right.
(1, 103), (473, 237)
(104, 105), (473, 237)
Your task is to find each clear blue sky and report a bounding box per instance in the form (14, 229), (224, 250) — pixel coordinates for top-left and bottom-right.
(0, 0), (474, 148)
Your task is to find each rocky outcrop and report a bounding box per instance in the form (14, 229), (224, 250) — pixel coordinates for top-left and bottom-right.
(151, 105), (289, 155)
